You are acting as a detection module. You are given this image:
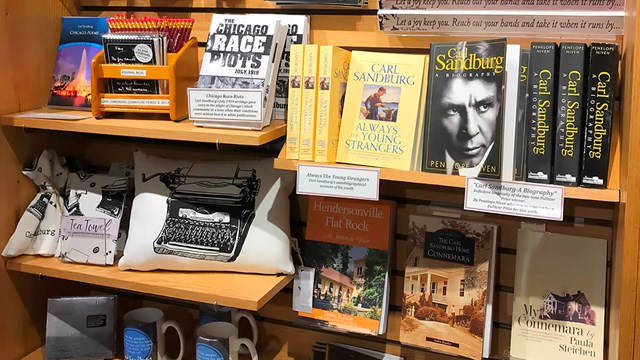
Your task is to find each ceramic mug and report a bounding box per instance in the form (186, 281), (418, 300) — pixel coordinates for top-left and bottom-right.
(123, 307), (185, 360)
(196, 322), (258, 360)
(199, 304), (258, 354)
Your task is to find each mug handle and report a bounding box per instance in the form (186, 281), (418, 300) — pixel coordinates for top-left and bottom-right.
(161, 320), (185, 360)
(237, 337), (259, 360)
(233, 310), (258, 355)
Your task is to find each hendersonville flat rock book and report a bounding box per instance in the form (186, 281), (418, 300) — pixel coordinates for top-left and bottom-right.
(48, 17), (109, 109)
(401, 215), (497, 360)
(298, 196), (395, 335)
(511, 229), (607, 360)
(336, 51), (428, 170)
(422, 39), (507, 178)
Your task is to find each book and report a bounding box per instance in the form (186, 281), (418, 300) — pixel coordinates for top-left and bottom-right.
(422, 39), (507, 178)
(102, 33), (166, 95)
(298, 196), (395, 335)
(336, 51), (428, 170)
(581, 43), (619, 188)
(300, 44), (320, 161)
(196, 14), (287, 129)
(510, 229), (607, 360)
(554, 43), (588, 186)
(401, 215), (497, 360)
(315, 46), (352, 163)
(525, 42), (558, 184)
(259, 15), (310, 120)
(515, 49), (531, 181)
(326, 343), (404, 359)
(286, 44), (305, 159)
(501, 44), (522, 181)
(47, 17), (109, 109)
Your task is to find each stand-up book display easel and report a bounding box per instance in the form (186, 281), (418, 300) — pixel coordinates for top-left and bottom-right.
(90, 37), (198, 121)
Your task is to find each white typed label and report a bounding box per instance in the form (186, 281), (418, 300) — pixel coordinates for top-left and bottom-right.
(464, 178), (564, 221)
(188, 88), (263, 122)
(101, 98), (169, 106)
(292, 266), (315, 314)
(120, 69), (147, 77)
(296, 164), (380, 201)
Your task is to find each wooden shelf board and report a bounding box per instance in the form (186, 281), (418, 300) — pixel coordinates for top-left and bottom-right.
(7, 256), (292, 311)
(273, 157), (621, 203)
(1, 109), (286, 146)
(21, 347), (122, 360)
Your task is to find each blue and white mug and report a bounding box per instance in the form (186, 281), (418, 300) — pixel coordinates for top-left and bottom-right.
(196, 322), (258, 360)
(123, 307), (185, 360)
(199, 304), (258, 355)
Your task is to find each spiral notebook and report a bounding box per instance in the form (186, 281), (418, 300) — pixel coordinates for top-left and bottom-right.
(102, 33), (167, 94)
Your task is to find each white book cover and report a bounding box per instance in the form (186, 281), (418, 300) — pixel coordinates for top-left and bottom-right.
(501, 44), (521, 181)
(510, 229), (607, 360)
(197, 14), (286, 126)
(252, 14), (310, 120)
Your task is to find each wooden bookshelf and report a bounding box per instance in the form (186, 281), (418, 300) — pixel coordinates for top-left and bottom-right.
(6, 256), (292, 311)
(273, 156), (621, 203)
(1, 109), (286, 146)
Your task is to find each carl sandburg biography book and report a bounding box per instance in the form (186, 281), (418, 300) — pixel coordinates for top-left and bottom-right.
(422, 39), (507, 179)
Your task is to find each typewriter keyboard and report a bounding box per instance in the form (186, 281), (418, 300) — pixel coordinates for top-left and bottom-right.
(157, 217), (238, 253)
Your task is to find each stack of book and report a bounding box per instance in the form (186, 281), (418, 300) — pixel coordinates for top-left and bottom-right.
(193, 14), (310, 130)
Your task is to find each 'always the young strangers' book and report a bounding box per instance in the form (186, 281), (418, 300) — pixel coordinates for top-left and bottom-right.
(422, 39), (507, 178)
(286, 44), (305, 159)
(315, 46), (351, 163)
(48, 17), (109, 109)
(299, 196), (395, 335)
(401, 215), (497, 360)
(510, 229), (607, 360)
(336, 51), (427, 170)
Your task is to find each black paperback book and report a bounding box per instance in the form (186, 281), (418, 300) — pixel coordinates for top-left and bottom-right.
(514, 49), (530, 181)
(581, 43), (619, 188)
(422, 38), (507, 179)
(102, 34), (163, 94)
(525, 42), (558, 184)
(554, 43), (588, 186)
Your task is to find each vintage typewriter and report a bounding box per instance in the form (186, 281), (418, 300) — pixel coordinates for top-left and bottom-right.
(96, 179), (128, 218)
(142, 163), (260, 262)
(27, 192), (53, 220)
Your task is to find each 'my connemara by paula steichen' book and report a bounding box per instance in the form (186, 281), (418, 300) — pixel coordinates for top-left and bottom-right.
(510, 229), (607, 360)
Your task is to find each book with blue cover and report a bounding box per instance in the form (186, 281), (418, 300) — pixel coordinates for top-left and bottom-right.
(47, 17), (108, 109)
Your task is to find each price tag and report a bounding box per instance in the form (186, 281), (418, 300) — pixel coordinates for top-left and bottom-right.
(296, 164), (380, 201)
(292, 266), (315, 314)
(464, 178), (564, 221)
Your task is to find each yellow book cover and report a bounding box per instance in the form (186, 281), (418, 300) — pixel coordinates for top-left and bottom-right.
(285, 44), (305, 160)
(315, 46), (351, 163)
(336, 51), (427, 170)
(299, 44), (319, 161)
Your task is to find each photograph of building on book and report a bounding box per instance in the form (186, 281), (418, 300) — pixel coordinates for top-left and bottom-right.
(301, 240), (388, 333)
(49, 45), (97, 108)
(359, 84), (400, 122)
(540, 290), (596, 325)
(400, 216), (496, 360)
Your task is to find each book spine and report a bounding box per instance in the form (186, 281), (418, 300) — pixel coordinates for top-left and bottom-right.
(285, 44), (305, 160)
(299, 44), (320, 161)
(315, 47), (333, 162)
(525, 42), (558, 184)
(274, 20), (308, 120)
(553, 43), (587, 186)
(514, 49), (530, 181)
(581, 43), (619, 188)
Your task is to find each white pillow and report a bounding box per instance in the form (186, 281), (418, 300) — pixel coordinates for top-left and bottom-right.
(118, 151), (295, 274)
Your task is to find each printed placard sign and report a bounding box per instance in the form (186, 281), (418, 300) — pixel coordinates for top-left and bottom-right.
(188, 88), (263, 122)
(296, 164), (380, 201)
(464, 178), (564, 221)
